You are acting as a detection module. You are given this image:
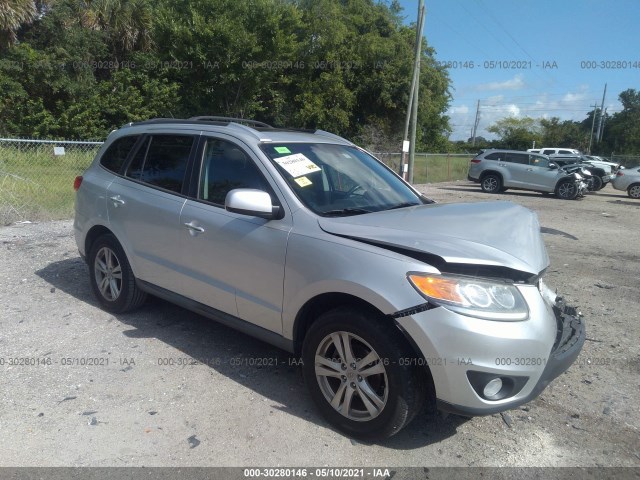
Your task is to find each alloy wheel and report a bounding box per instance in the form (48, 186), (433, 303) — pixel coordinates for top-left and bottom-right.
(314, 331), (389, 422)
(558, 181), (576, 199)
(93, 246), (123, 301)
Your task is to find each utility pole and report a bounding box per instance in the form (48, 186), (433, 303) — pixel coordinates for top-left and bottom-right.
(598, 107), (608, 143)
(588, 103), (599, 153)
(595, 83), (607, 144)
(399, 1), (423, 178)
(471, 100), (480, 146)
(401, 0), (425, 183)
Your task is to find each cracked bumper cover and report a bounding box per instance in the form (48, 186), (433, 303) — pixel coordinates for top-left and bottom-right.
(437, 298), (586, 416)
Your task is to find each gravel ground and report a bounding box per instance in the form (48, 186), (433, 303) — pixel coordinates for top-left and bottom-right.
(0, 181), (638, 468)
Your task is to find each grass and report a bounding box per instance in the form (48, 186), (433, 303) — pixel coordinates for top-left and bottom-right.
(0, 145), (473, 225)
(376, 153), (474, 184)
(0, 144), (100, 224)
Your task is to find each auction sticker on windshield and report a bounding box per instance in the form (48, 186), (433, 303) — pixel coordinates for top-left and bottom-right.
(274, 153), (321, 177)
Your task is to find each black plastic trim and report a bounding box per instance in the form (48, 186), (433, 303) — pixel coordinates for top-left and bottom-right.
(390, 303), (436, 319)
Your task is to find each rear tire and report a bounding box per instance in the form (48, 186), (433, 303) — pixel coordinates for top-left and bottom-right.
(302, 307), (427, 440)
(628, 183), (640, 199)
(88, 234), (147, 313)
(481, 174), (502, 193)
(555, 180), (578, 200)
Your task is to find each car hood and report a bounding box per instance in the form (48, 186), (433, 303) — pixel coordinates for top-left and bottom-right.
(318, 201), (549, 276)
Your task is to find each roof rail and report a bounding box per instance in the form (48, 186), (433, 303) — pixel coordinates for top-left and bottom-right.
(314, 129), (352, 144)
(189, 116), (272, 128)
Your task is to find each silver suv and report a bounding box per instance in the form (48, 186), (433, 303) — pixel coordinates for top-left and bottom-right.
(468, 149), (588, 199)
(74, 118), (584, 439)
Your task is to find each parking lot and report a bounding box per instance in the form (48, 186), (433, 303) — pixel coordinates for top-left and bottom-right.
(0, 181), (638, 467)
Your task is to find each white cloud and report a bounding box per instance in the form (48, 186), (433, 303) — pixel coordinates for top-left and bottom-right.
(446, 86), (612, 141)
(475, 74), (525, 91)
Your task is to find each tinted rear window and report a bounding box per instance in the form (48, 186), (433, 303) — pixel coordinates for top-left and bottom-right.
(100, 136), (139, 173)
(505, 153), (529, 164)
(484, 152), (503, 160)
(125, 135), (194, 193)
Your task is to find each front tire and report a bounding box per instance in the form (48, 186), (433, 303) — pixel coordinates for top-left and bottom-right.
(555, 180), (579, 200)
(590, 176), (603, 191)
(302, 307), (426, 440)
(88, 234), (147, 313)
(481, 174), (502, 193)
(628, 183), (640, 199)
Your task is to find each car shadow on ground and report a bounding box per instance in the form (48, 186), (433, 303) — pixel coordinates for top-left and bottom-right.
(35, 258), (469, 449)
(434, 185), (549, 199)
(607, 199), (639, 206)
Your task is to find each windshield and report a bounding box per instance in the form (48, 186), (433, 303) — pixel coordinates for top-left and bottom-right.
(261, 143), (423, 216)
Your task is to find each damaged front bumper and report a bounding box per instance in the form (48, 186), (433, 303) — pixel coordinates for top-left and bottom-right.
(436, 298), (586, 416)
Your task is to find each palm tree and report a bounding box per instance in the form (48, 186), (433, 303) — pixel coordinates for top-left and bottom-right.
(0, 0), (37, 48)
(88, 0), (153, 58)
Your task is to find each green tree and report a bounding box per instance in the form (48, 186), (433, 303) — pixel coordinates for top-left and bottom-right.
(540, 117), (589, 151)
(602, 89), (640, 154)
(0, 0), (37, 48)
(85, 0), (154, 61)
(58, 68), (179, 138)
(487, 116), (541, 150)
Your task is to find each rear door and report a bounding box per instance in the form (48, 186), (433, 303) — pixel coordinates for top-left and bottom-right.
(106, 132), (197, 293)
(178, 135), (292, 333)
(502, 152), (531, 187)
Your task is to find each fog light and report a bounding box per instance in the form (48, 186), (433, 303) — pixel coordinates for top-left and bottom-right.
(483, 378), (503, 398)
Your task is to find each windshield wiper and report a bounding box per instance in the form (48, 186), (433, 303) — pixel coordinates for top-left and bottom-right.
(386, 202), (421, 210)
(321, 208), (373, 217)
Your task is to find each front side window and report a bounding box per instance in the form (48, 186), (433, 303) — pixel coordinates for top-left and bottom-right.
(125, 135), (194, 193)
(261, 143), (423, 216)
(199, 138), (269, 205)
(529, 154), (550, 168)
(100, 135), (139, 173)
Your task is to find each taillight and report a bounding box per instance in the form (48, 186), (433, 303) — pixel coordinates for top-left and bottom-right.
(74, 176), (83, 191)
(616, 171), (624, 177)
(471, 159), (481, 164)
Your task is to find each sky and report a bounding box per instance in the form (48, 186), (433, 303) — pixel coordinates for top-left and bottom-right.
(396, 0), (640, 141)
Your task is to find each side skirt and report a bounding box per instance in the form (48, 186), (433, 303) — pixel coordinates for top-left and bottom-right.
(137, 280), (294, 353)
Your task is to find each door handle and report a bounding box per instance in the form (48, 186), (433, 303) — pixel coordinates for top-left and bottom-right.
(183, 222), (205, 233)
(526, 168), (533, 171)
(109, 195), (125, 207)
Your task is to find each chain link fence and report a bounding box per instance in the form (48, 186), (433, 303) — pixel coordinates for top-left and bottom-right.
(373, 153), (474, 184)
(610, 154), (640, 168)
(0, 138), (103, 225)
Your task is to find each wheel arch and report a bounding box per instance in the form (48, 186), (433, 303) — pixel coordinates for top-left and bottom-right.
(628, 182), (640, 198)
(291, 292), (436, 404)
(84, 224), (115, 262)
(292, 293), (386, 357)
(293, 292), (436, 411)
(479, 170), (503, 182)
(554, 176), (573, 191)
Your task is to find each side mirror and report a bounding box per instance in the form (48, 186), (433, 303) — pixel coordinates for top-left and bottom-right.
(549, 163), (558, 170)
(225, 189), (279, 219)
